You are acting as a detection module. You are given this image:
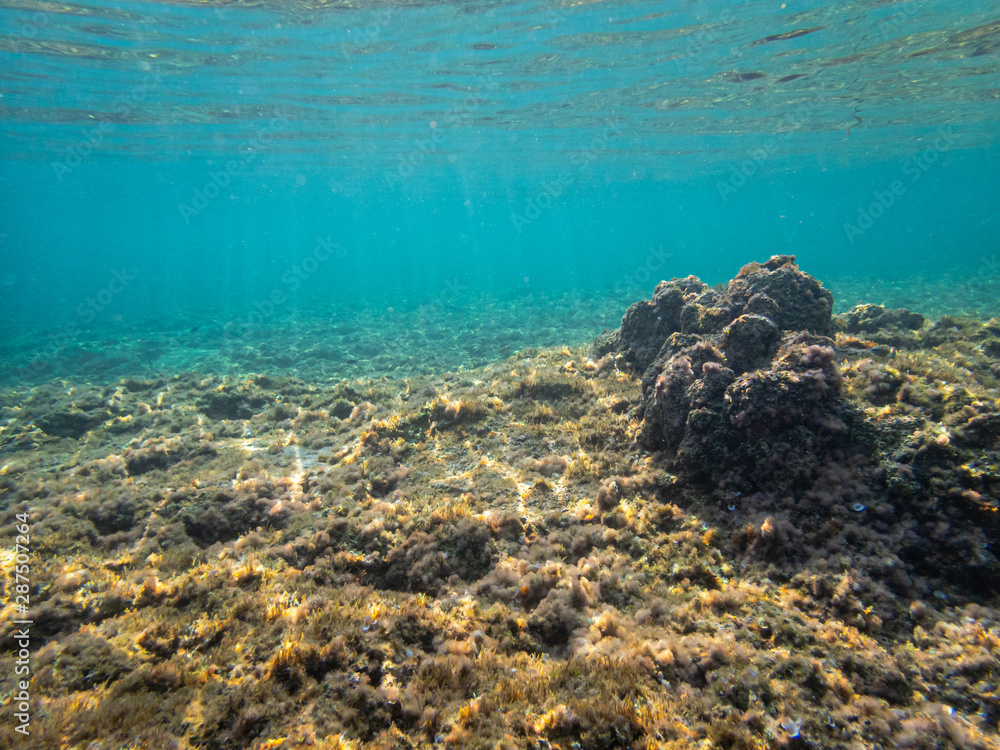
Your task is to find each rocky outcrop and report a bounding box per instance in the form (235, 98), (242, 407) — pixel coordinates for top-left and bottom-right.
(596, 256), (857, 491)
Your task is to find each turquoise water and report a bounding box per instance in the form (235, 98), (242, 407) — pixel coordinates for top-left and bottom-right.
(1, 0), (998, 380)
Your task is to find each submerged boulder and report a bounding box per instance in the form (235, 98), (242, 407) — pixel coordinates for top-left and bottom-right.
(721, 314), (780, 375)
(842, 303), (925, 334)
(599, 257), (1000, 595)
(596, 255), (833, 374)
(593, 275), (707, 373)
(597, 256), (855, 491)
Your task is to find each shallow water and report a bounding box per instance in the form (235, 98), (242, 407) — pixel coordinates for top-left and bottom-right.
(2, 2), (1000, 749)
(1, 0), (999, 382)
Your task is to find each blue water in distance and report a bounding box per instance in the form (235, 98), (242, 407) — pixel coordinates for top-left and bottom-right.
(0, 0), (998, 371)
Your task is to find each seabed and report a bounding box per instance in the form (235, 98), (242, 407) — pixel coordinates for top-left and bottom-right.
(2, 258), (1000, 749)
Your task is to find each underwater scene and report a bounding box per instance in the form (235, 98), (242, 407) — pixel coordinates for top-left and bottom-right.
(1, 0), (1000, 748)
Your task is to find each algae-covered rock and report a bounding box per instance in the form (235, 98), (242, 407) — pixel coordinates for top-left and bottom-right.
(640, 331), (852, 487)
(600, 257), (847, 491)
(729, 255), (833, 335)
(595, 255), (833, 375)
(594, 275), (707, 372)
(721, 313), (780, 375)
(842, 303), (925, 333)
(638, 341), (727, 453)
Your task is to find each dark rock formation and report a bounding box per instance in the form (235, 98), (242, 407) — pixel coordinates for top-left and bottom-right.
(721, 314), (780, 375)
(841, 304), (925, 334)
(596, 257), (1000, 594)
(596, 255), (833, 375)
(597, 256), (857, 492)
(593, 276), (708, 373)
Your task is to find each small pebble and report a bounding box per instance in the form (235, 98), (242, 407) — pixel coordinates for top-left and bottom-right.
(779, 716), (802, 738)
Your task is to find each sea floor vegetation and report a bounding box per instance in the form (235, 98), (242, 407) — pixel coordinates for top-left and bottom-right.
(2, 259), (1000, 749)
